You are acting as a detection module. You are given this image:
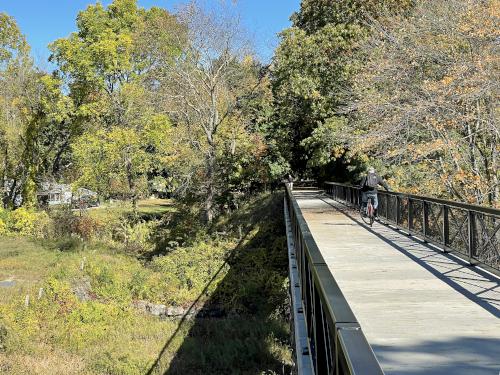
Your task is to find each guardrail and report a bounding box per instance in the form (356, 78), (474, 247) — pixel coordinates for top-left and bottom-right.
(284, 185), (384, 375)
(293, 180), (317, 188)
(324, 182), (500, 276)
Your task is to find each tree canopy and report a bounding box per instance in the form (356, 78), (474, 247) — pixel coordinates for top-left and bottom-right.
(0, 0), (498, 212)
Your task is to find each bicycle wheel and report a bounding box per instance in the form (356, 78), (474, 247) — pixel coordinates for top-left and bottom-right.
(360, 204), (371, 225)
(367, 199), (375, 227)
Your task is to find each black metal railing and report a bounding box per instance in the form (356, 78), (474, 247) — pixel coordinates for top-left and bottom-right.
(284, 185), (384, 375)
(324, 182), (500, 276)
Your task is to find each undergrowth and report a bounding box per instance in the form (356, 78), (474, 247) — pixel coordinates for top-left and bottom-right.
(0, 193), (292, 374)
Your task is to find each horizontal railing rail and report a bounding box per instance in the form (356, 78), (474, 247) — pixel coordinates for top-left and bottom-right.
(293, 180), (317, 187)
(285, 184), (384, 375)
(324, 182), (500, 276)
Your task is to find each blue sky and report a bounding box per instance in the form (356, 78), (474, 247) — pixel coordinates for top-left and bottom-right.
(1, 0), (301, 67)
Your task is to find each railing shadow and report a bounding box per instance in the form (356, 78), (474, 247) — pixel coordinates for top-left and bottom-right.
(146, 195), (292, 375)
(291, 189), (499, 318)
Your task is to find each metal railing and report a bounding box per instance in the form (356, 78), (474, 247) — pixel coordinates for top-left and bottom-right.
(284, 185), (384, 375)
(324, 182), (500, 276)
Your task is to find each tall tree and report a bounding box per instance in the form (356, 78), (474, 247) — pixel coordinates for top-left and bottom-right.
(271, 0), (413, 177)
(0, 13), (32, 206)
(50, 0), (183, 206)
(352, 0), (499, 205)
(158, 2), (257, 223)
(0, 14), (73, 207)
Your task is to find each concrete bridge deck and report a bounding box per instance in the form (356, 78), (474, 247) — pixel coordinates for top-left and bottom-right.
(294, 189), (500, 375)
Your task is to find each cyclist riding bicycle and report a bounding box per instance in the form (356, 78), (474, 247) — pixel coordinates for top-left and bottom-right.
(360, 167), (390, 217)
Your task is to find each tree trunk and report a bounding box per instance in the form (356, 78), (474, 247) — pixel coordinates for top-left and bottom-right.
(1, 146), (6, 208)
(204, 146), (216, 224)
(126, 155), (137, 215)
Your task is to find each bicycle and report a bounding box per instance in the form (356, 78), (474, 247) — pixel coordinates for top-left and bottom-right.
(360, 197), (375, 227)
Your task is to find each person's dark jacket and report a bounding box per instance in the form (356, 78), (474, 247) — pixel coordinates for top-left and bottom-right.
(360, 172), (390, 192)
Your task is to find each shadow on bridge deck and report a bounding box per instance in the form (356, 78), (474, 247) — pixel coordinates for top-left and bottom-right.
(372, 337), (500, 375)
(298, 189), (499, 317)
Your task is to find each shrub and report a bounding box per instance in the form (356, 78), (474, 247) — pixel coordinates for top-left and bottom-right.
(72, 215), (101, 241)
(49, 208), (103, 242)
(54, 236), (84, 252)
(0, 218), (6, 236)
(50, 208), (76, 238)
(6, 207), (52, 237)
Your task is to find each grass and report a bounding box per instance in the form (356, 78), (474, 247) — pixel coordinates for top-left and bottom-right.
(0, 237), (61, 304)
(86, 198), (175, 221)
(0, 236), (179, 375)
(0, 194), (292, 374)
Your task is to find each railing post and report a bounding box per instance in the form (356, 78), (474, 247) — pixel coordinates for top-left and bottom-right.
(408, 198), (413, 233)
(423, 201), (429, 241)
(443, 205), (449, 248)
(385, 194), (389, 220)
(313, 291), (328, 375)
(396, 195), (400, 227)
(468, 210), (476, 265)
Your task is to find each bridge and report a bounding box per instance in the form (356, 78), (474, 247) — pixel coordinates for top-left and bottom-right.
(284, 183), (500, 375)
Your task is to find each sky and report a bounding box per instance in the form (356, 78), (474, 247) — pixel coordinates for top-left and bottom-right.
(0, 0), (301, 68)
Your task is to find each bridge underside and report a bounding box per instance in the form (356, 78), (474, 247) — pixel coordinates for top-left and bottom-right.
(294, 189), (500, 375)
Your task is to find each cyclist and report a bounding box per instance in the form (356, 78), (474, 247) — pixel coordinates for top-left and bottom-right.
(286, 173), (294, 191)
(360, 167), (390, 217)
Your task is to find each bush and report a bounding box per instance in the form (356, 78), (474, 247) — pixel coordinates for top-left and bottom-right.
(72, 215), (101, 241)
(0, 218), (6, 236)
(49, 208), (103, 242)
(5, 207), (52, 237)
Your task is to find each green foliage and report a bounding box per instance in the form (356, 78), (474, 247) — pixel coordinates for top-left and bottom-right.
(47, 0), (181, 206)
(291, 0), (414, 34)
(271, 0), (413, 177)
(151, 241), (229, 305)
(0, 12), (30, 64)
(0, 218), (6, 235)
(0, 207), (51, 237)
(73, 126), (155, 201)
(272, 11), (364, 174)
(301, 117), (347, 168)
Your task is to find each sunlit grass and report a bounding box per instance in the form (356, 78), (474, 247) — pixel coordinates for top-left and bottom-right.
(86, 198), (175, 222)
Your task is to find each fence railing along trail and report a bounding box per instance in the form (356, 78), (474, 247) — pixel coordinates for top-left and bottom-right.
(324, 182), (500, 277)
(284, 184), (384, 375)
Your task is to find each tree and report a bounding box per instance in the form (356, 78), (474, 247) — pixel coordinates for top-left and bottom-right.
(158, 2), (256, 223)
(0, 14), (74, 208)
(50, 0), (183, 206)
(73, 117), (171, 208)
(271, 0), (413, 177)
(351, 0), (499, 205)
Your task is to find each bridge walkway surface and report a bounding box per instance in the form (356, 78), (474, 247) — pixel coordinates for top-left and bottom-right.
(293, 189), (500, 375)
